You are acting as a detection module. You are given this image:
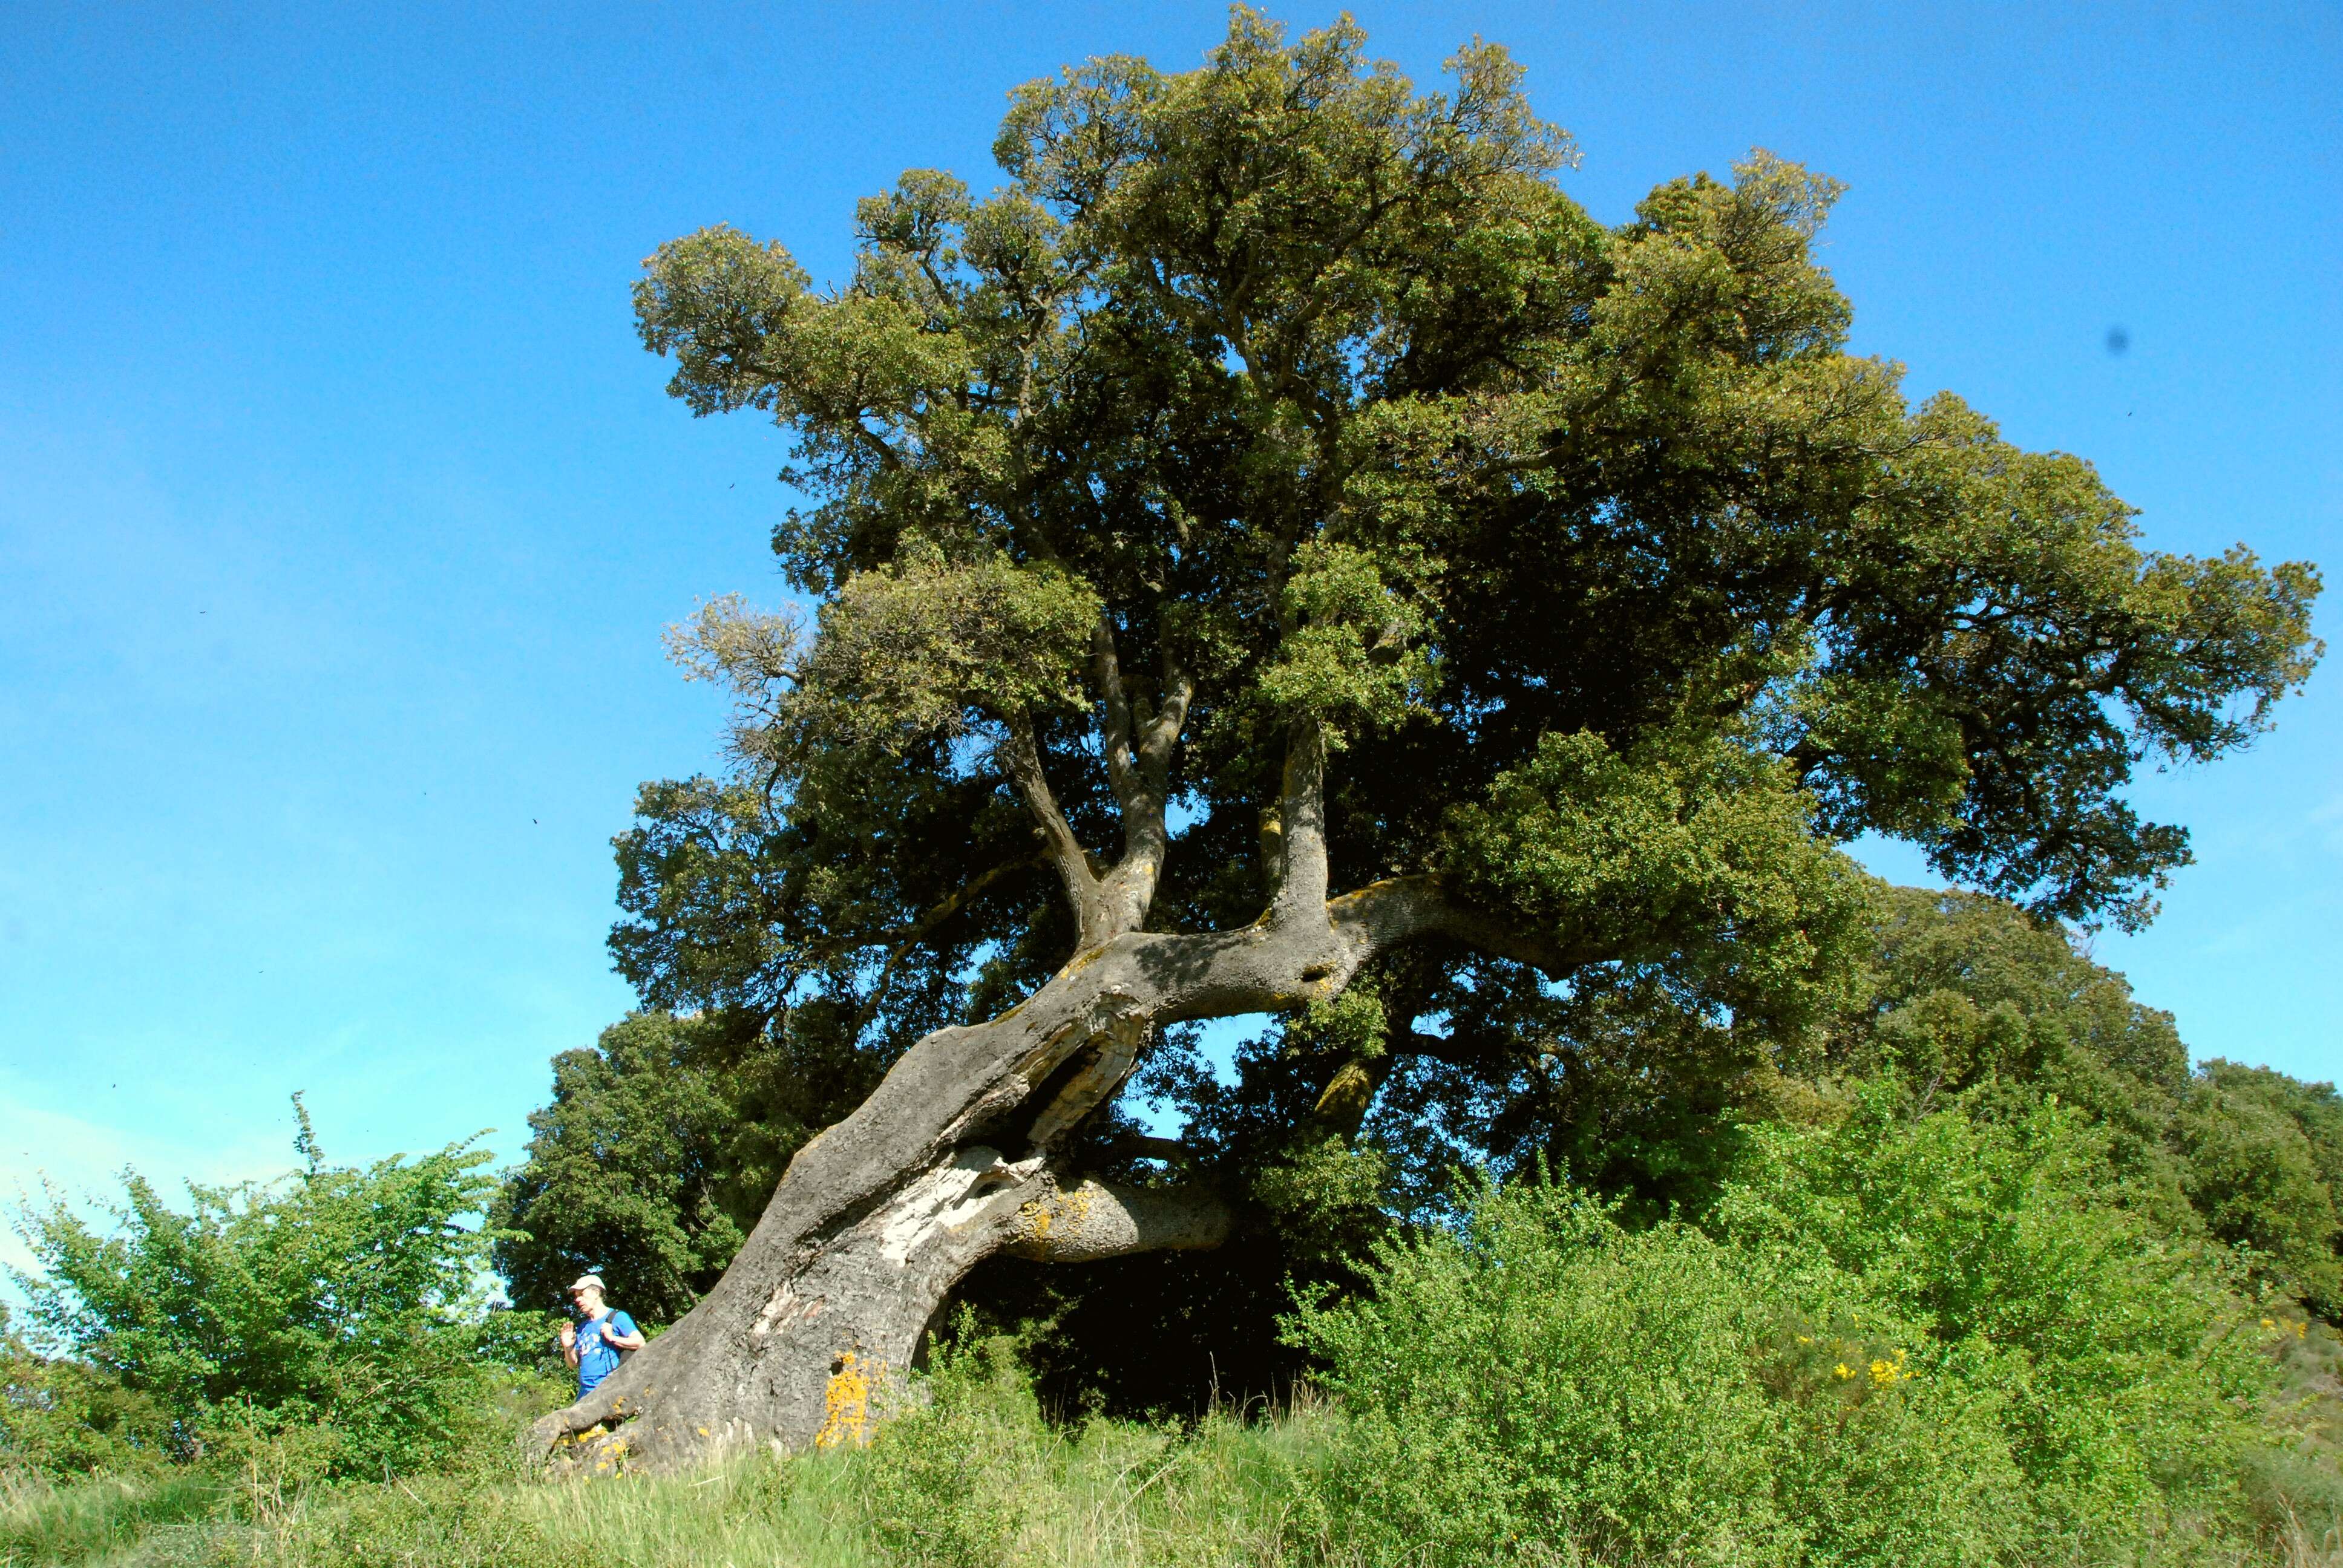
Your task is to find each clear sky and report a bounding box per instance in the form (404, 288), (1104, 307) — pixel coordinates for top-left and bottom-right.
(2, 2), (2336, 1275)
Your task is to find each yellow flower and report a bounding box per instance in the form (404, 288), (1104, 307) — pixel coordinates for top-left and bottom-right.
(1833, 1362), (1853, 1380)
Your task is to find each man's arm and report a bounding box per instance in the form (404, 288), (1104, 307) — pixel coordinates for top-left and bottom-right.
(604, 1313), (646, 1352)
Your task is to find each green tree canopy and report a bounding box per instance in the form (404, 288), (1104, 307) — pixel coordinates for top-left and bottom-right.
(620, 9), (2315, 1094)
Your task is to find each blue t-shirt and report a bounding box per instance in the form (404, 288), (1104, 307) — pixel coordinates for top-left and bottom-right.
(574, 1309), (638, 1394)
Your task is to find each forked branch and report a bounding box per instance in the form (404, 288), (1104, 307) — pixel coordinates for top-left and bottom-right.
(999, 713), (1109, 949)
(999, 622), (1198, 956)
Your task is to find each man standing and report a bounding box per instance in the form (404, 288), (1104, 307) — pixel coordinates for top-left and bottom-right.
(559, 1273), (646, 1397)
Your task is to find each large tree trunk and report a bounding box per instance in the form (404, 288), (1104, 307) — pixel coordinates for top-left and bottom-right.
(523, 929), (1273, 1471)
(524, 869), (1543, 1472)
(528, 707), (1556, 1472)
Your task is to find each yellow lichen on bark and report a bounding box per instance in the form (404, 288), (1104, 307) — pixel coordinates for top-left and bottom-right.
(815, 1352), (877, 1449)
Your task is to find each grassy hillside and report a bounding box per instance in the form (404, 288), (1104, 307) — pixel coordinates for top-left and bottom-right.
(7, 1331), (2340, 1568)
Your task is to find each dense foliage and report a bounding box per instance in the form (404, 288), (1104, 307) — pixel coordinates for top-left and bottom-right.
(1293, 1103), (2305, 1567)
(0, 1304), (172, 1483)
(605, 5), (2316, 1213)
(7, 1105), (549, 1483)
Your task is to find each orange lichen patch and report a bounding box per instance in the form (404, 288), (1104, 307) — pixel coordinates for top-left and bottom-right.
(546, 1420), (631, 1477)
(815, 1352), (879, 1449)
(1020, 1186), (1093, 1244)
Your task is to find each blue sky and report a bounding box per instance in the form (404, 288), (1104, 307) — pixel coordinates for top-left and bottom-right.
(2, 1), (2336, 1269)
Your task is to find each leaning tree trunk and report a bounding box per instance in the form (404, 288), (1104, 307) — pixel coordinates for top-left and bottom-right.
(526, 711), (1549, 1473)
(522, 888), (1511, 1470)
(525, 932), (1274, 1472)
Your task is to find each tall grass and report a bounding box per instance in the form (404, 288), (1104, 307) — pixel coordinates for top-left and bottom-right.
(8, 1308), (2339, 1567)
(6, 1373), (2340, 1568)
(1, 1388), (1317, 1567)
(0, 1469), (220, 1567)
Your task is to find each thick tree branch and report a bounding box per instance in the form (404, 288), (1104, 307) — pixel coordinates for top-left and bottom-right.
(1268, 718), (1331, 924)
(999, 714), (1108, 949)
(1085, 616), (1194, 943)
(1002, 1178), (1232, 1263)
(1137, 670), (1193, 774)
(1326, 874), (1587, 978)
(1090, 615), (1139, 804)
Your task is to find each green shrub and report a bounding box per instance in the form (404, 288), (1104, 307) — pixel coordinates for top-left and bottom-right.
(853, 1331), (1043, 1568)
(1, 1304), (176, 1483)
(1291, 1185), (2009, 1567)
(6, 1101), (555, 1481)
(2180, 1076), (2343, 1317)
(1293, 1096), (2295, 1567)
(1714, 1094), (2278, 1549)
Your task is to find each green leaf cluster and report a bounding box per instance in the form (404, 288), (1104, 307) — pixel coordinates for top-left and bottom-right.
(1, 1301), (174, 1483)
(1446, 729), (1872, 1034)
(2180, 1064), (2343, 1318)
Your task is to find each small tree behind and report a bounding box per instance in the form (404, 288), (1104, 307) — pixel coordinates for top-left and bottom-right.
(9, 1102), (538, 1478)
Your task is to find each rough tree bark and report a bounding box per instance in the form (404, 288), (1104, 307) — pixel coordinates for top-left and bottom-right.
(529, 668), (1559, 1473)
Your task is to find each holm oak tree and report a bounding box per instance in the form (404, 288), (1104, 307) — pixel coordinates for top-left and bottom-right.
(528, 11), (2319, 1469)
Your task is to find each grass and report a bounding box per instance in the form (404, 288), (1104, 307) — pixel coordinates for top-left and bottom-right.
(0, 1471), (221, 1568)
(517, 1403), (1315, 1568)
(3, 1409), (1317, 1568)
(6, 1327), (2341, 1568)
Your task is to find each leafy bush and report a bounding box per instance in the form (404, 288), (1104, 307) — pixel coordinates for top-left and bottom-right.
(1714, 1094), (2279, 1553)
(853, 1330), (1040, 1568)
(1291, 1095), (2295, 1567)
(7, 1102), (554, 1481)
(2181, 1071), (2343, 1317)
(0, 1303), (175, 1484)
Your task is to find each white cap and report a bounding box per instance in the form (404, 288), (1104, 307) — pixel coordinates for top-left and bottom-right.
(568, 1273), (606, 1293)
